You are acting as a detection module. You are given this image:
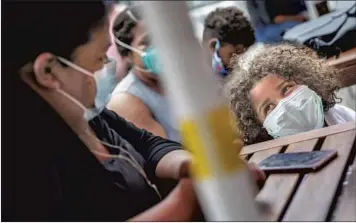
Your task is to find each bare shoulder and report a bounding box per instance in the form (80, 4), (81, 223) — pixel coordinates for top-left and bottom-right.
(107, 93), (152, 119)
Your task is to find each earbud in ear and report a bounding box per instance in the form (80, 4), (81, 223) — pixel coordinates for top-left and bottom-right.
(45, 67), (52, 74)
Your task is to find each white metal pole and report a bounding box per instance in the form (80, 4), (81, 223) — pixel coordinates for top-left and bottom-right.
(139, 1), (262, 221)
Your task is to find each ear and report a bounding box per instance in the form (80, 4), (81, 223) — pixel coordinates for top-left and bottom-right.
(33, 52), (61, 89)
(208, 38), (218, 55)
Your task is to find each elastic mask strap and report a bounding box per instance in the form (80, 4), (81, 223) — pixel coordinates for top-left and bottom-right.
(115, 38), (146, 56)
(57, 88), (88, 112)
(133, 64), (153, 73)
(126, 9), (138, 23)
(57, 56), (93, 77)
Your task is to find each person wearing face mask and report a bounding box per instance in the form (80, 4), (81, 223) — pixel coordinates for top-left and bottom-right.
(202, 6), (256, 78)
(226, 43), (356, 145)
(3, 2), (191, 221)
(107, 6), (180, 142)
(4, 2), (265, 221)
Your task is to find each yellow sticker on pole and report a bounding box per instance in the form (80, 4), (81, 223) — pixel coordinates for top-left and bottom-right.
(180, 120), (213, 181)
(206, 105), (244, 174)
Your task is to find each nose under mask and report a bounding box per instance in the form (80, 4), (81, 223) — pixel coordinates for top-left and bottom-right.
(263, 85), (325, 138)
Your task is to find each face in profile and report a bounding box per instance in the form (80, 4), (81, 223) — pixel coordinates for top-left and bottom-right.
(126, 21), (157, 79)
(208, 39), (246, 70)
(32, 19), (111, 108)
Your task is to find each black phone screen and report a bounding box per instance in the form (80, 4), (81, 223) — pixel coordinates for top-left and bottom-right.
(258, 150), (337, 173)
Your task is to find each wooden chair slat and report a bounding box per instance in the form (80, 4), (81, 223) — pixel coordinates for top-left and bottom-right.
(283, 130), (356, 221)
(241, 121), (356, 155)
(332, 158), (356, 221)
(257, 139), (318, 221)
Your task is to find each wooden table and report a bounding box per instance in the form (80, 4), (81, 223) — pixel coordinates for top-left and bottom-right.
(327, 48), (356, 87)
(240, 121), (356, 221)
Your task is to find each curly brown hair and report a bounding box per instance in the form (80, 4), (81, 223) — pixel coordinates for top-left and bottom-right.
(225, 43), (342, 145)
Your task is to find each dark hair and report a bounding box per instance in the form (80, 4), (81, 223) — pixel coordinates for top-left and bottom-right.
(203, 6), (255, 48)
(112, 6), (142, 57)
(3, 1), (106, 74)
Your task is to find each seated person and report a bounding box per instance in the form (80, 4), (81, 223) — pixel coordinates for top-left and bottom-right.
(106, 3), (131, 80)
(226, 43), (356, 145)
(202, 6), (255, 78)
(246, 0), (307, 43)
(4, 2), (264, 221)
(108, 6), (256, 142)
(108, 6), (180, 141)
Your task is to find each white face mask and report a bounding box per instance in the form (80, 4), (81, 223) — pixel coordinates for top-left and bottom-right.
(54, 56), (162, 199)
(56, 57), (118, 121)
(263, 85), (325, 138)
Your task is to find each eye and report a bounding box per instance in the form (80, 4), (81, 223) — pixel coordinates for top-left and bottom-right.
(99, 55), (109, 63)
(140, 36), (151, 47)
(264, 103), (276, 116)
(281, 84), (295, 96)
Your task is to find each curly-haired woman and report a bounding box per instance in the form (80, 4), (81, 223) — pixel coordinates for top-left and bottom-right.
(226, 43), (355, 145)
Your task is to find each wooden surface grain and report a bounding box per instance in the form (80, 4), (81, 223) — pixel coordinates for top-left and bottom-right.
(256, 139), (318, 221)
(282, 130), (356, 221)
(332, 157), (356, 221)
(241, 121), (356, 155)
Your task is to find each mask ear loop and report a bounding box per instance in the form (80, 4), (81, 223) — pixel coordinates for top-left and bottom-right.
(133, 64), (153, 74)
(114, 38), (153, 74)
(126, 9), (138, 23)
(54, 56), (161, 199)
(57, 56), (93, 77)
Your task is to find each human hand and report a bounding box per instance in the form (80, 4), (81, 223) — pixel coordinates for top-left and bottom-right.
(179, 158), (266, 188)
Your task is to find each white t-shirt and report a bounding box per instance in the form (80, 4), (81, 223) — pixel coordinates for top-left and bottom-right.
(325, 104), (356, 126)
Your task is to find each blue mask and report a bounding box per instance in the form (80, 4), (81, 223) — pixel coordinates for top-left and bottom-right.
(142, 47), (161, 75)
(212, 40), (228, 77)
(115, 37), (161, 75)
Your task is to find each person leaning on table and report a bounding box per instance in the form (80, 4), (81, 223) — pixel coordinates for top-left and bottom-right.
(226, 43), (356, 145)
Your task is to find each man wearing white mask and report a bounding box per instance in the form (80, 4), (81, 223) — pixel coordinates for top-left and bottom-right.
(226, 43), (355, 145)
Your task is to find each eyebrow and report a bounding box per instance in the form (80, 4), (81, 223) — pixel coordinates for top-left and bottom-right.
(276, 80), (288, 91)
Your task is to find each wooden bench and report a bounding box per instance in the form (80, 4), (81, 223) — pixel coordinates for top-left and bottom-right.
(241, 121), (356, 221)
(327, 48), (356, 87)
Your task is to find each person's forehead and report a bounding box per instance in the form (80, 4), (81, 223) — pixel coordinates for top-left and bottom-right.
(221, 42), (245, 52)
(132, 21), (147, 38)
(250, 74), (285, 102)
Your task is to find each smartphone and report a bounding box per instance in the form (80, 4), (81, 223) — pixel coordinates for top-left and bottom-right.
(258, 150), (338, 174)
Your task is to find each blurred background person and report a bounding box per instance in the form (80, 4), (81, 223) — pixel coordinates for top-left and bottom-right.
(226, 43), (355, 145)
(106, 1), (131, 81)
(247, 0), (307, 43)
(202, 6), (255, 78)
(107, 6), (180, 141)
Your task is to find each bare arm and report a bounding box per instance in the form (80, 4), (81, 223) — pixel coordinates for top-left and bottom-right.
(155, 150), (192, 179)
(129, 179), (197, 221)
(107, 93), (168, 138)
